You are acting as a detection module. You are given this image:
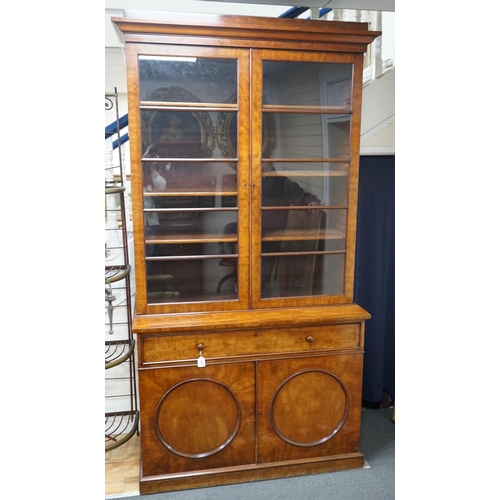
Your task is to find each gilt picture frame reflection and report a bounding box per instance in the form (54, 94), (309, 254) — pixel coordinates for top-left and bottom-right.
(141, 86), (215, 158)
(216, 94), (276, 162)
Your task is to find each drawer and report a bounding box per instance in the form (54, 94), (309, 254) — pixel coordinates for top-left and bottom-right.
(140, 323), (361, 365)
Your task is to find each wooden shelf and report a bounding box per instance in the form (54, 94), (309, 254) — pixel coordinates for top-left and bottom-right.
(145, 228), (344, 245)
(263, 104), (351, 114)
(140, 101), (238, 111)
(148, 289), (237, 304)
(144, 189), (236, 197)
(263, 228), (344, 242)
(263, 158), (349, 163)
(146, 232), (236, 245)
(264, 171), (348, 178)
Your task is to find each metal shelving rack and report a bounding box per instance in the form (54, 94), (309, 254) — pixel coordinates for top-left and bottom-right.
(105, 89), (139, 452)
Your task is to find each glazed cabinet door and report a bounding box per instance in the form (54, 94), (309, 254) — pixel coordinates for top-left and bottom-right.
(250, 50), (364, 308)
(126, 44), (251, 315)
(139, 362), (256, 477)
(256, 353), (363, 463)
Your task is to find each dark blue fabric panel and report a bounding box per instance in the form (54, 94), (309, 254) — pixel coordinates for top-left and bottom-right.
(354, 155), (395, 403)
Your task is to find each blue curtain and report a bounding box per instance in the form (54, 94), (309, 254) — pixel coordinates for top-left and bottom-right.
(354, 155), (395, 403)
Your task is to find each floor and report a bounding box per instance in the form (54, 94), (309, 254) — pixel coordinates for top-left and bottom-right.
(105, 434), (141, 498)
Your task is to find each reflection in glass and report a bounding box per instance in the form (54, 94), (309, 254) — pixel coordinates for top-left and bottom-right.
(139, 57), (237, 104)
(216, 110), (238, 158)
(217, 221), (238, 294)
(262, 209), (346, 251)
(261, 207), (347, 298)
(144, 210), (238, 248)
(217, 107), (276, 160)
(261, 253), (345, 298)
(150, 111), (207, 158)
(141, 156), (239, 303)
(141, 109), (229, 159)
(261, 208), (324, 296)
(261, 162), (322, 243)
(145, 256), (236, 303)
(262, 162), (348, 208)
(263, 113), (350, 160)
(136, 57), (243, 305)
(259, 60), (354, 300)
(262, 61), (352, 108)
(145, 210), (239, 303)
(261, 160), (323, 297)
(140, 106), (241, 303)
(326, 116), (351, 158)
(141, 161), (236, 198)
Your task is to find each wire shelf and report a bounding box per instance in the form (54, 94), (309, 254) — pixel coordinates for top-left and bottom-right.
(105, 339), (136, 369)
(105, 88), (138, 451)
(105, 183), (126, 195)
(105, 264), (131, 284)
(105, 410), (140, 452)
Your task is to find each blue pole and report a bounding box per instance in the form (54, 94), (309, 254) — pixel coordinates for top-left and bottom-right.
(105, 114), (128, 139)
(278, 6), (309, 18)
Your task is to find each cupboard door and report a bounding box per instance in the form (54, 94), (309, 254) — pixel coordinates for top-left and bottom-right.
(250, 51), (363, 308)
(139, 362), (256, 477)
(127, 45), (251, 315)
(256, 353), (363, 463)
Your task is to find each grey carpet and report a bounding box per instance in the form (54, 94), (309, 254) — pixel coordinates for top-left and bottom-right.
(128, 407), (394, 500)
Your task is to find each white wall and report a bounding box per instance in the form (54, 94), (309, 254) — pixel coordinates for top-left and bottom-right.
(360, 67), (395, 154)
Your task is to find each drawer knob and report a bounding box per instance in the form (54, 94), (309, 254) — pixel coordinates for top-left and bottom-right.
(306, 336), (314, 343)
(196, 344), (206, 368)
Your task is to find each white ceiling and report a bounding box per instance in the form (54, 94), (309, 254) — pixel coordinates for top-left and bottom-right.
(199, 0), (394, 8)
(105, 0), (394, 48)
(105, 0), (394, 10)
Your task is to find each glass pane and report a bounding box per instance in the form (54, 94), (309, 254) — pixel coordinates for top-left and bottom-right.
(326, 115), (351, 158)
(216, 110), (238, 159)
(145, 211), (239, 303)
(141, 110), (239, 159)
(142, 158), (239, 303)
(139, 57), (237, 105)
(261, 253), (345, 298)
(260, 162), (348, 300)
(262, 61), (352, 108)
(137, 55), (242, 307)
(217, 110), (272, 158)
(261, 206), (346, 298)
(262, 162), (348, 207)
(141, 161), (237, 203)
(262, 208), (346, 252)
(263, 113), (350, 160)
(259, 60), (353, 300)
